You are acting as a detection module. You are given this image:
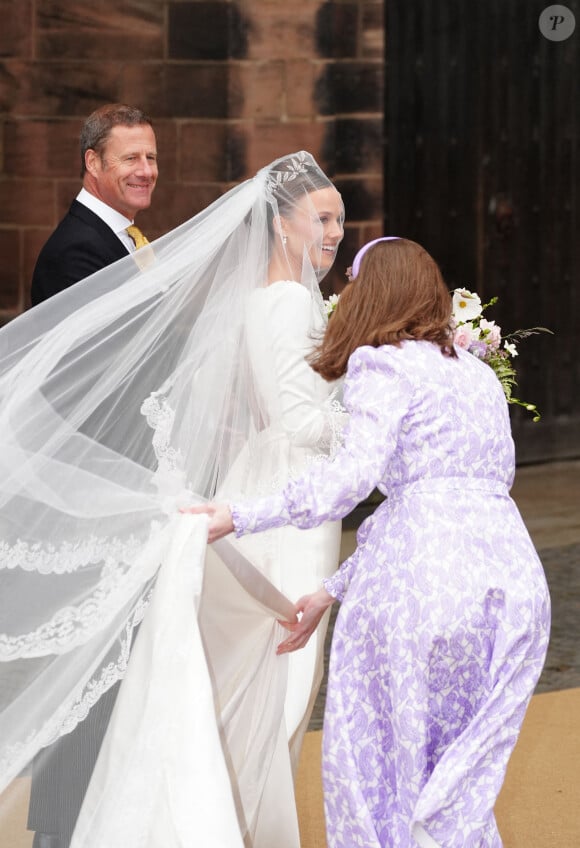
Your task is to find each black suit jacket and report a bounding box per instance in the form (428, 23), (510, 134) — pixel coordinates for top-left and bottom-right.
(31, 199), (130, 306)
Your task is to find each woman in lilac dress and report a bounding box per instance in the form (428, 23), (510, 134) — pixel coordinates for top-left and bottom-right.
(189, 237), (551, 847)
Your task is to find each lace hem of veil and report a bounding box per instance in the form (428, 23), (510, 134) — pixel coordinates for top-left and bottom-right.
(140, 390), (190, 513)
(0, 542), (157, 659)
(0, 534), (145, 576)
(0, 590), (150, 780)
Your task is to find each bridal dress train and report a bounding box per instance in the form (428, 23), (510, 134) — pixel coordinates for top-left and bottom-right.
(0, 152), (344, 847)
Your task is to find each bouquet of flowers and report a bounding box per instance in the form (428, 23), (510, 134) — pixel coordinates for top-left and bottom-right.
(325, 286), (550, 421)
(323, 293), (340, 317)
(451, 289), (551, 421)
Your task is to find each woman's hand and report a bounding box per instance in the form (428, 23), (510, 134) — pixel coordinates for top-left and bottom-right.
(180, 502), (234, 543)
(276, 587), (335, 655)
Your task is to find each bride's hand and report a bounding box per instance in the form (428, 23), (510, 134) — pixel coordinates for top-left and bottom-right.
(180, 503), (234, 542)
(276, 587), (335, 655)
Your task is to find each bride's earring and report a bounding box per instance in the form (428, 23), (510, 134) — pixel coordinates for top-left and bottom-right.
(282, 234), (288, 245)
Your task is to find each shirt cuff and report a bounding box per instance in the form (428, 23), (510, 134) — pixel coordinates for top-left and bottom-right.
(230, 501), (251, 537)
(322, 573), (346, 602)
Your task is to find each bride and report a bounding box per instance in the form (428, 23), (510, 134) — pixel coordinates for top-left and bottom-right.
(0, 152), (345, 847)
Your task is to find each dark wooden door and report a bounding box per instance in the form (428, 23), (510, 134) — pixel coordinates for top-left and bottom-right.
(384, 0), (579, 462)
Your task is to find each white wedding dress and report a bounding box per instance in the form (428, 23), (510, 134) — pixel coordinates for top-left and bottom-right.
(70, 280), (344, 848)
(230, 281), (344, 752)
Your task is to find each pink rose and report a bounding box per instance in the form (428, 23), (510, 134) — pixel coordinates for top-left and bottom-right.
(454, 324), (474, 349)
(479, 319), (501, 349)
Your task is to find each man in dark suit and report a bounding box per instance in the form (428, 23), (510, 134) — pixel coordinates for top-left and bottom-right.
(28, 103), (158, 848)
(31, 101), (157, 305)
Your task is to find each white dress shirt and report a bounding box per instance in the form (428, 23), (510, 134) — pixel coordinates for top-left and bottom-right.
(76, 188), (136, 253)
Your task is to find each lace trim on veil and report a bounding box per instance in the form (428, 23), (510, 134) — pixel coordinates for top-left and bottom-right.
(0, 592), (150, 780)
(0, 534), (145, 576)
(1, 380), (345, 770)
(140, 390), (189, 513)
(140, 391), (183, 481)
(0, 542), (156, 660)
(0, 390), (183, 775)
(0, 394), (183, 658)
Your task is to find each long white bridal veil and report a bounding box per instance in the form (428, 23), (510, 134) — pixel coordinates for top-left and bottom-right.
(0, 152), (337, 847)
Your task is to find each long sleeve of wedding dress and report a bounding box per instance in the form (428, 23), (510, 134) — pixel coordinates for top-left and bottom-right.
(245, 280), (346, 453)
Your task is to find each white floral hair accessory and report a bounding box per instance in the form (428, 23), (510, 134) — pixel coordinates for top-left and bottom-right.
(266, 151), (311, 191)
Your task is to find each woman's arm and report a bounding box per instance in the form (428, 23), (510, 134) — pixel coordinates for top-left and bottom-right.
(270, 507), (378, 654)
(233, 347), (413, 534)
(276, 586), (335, 654)
(190, 347), (413, 541)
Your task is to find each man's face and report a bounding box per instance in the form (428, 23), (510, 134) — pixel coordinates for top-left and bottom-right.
(85, 124), (158, 219)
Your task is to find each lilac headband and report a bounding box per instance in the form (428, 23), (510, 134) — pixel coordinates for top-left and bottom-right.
(351, 237), (401, 280)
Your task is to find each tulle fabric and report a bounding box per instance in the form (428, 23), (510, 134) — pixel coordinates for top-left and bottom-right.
(0, 152), (340, 846)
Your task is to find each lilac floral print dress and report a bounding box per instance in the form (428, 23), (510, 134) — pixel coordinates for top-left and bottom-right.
(232, 340), (550, 848)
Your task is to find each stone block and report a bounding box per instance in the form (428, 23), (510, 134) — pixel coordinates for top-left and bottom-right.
(229, 61), (285, 120)
(5, 62), (123, 117)
(0, 180), (56, 227)
(244, 122), (326, 175)
(362, 1), (384, 58)
(0, 61), (26, 113)
(0, 0), (32, 58)
(0, 228), (21, 310)
(180, 122), (231, 181)
(285, 60), (318, 119)
(168, 2), (249, 60)
(322, 117), (383, 172)
(245, 3), (316, 60)
(120, 64), (230, 119)
(35, 0), (163, 60)
(315, 61), (383, 115)
(139, 181), (223, 234)
(334, 176), (381, 221)
(3, 119), (82, 178)
(315, 2), (358, 59)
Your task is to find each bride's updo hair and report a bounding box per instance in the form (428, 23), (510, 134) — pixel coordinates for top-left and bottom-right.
(310, 238), (456, 381)
(264, 152), (334, 241)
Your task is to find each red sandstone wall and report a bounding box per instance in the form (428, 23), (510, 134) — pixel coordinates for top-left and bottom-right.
(0, 0), (384, 320)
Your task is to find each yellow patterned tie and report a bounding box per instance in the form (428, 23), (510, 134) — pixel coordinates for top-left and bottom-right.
(126, 225), (150, 250)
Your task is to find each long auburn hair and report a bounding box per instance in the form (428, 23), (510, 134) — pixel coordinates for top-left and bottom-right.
(310, 238), (456, 381)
